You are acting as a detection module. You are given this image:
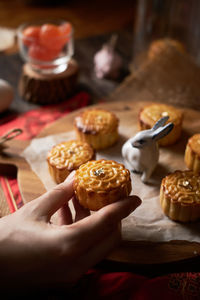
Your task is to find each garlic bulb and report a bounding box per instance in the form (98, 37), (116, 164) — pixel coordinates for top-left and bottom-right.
(0, 79), (14, 113)
(94, 35), (122, 80)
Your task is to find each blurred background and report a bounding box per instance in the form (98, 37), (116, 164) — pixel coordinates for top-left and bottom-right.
(0, 0), (134, 112)
(1, 0), (200, 111)
(0, 0), (134, 38)
(2, 0), (200, 60)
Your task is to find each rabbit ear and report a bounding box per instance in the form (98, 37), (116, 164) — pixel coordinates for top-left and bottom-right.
(152, 116), (169, 131)
(152, 122), (174, 141)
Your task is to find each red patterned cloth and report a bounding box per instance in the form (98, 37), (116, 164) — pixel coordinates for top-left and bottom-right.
(0, 92), (90, 141)
(0, 92), (200, 299)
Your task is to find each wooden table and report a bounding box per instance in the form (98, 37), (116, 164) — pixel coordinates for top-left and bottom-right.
(2, 99), (200, 277)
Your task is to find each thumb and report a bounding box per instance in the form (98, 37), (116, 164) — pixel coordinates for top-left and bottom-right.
(32, 171), (75, 221)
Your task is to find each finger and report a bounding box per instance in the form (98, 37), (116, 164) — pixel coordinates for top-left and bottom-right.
(76, 195), (141, 235)
(32, 171), (75, 220)
(72, 196), (90, 222)
(57, 203), (73, 226)
(60, 196), (141, 253)
(77, 228), (121, 274)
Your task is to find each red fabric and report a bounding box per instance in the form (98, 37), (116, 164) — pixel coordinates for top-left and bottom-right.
(69, 270), (200, 299)
(132, 272), (200, 300)
(0, 92), (90, 141)
(85, 270), (146, 299)
(1, 92), (200, 299)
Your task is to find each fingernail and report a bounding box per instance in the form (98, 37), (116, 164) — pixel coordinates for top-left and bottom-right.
(64, 170), (76, 182)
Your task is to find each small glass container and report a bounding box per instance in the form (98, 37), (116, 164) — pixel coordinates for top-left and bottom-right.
(17, 19), (74, 74)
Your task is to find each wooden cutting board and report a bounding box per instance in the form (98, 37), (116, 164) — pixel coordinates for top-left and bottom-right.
(1, 100), (200, 265)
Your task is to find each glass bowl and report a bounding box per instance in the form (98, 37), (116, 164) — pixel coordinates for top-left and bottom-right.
(17, 19), (74, 74)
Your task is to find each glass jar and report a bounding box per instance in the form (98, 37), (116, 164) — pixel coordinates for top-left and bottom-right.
(132, 0), (200, 66)
(17, 19), (74, 74)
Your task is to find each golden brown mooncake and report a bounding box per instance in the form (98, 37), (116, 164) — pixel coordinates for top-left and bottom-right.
(74, 159), (132, 211)
(74, 109), (119, 150)
(148, 38), (186, 60)
(160, 170), (200, 222)
(185, 134), (200, 174)
(47, 140), (95, 184)
(139, 103), (183, 146)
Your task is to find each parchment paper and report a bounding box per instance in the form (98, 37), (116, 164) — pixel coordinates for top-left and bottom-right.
(22, 126), (200, 243)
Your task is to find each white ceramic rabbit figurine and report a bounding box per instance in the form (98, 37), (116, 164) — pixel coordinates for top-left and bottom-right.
(122, 116), (174, 183)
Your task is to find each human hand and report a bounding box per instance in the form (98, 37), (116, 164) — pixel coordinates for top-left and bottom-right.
(0, 171), (141, 287)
